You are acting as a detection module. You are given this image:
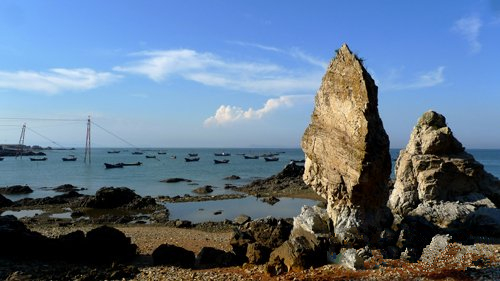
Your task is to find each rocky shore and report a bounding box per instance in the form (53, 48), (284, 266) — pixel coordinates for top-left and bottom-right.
(2, 44), (500, 280)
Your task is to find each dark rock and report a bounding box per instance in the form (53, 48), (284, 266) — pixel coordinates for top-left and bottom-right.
(160, 178), (192, 183)
(196, 247), (236, 268)
(396, 216), (439, 262)
(0, 185), (33, 195)
(464, 207), (500, 237)
(0, 194), (13, 207)
(150, 209), (170, 223)
(0, 215), (52, 258)
(84, 225), (137, 262)
(246, 243), (271, 264)
(53, 184), (86, 193)
(262, 196), (280, 205)
(245, 217), (293, 249)
(213, 210), (223, 215)
(224, 175), (241, 180)
(233, 214), (251, 225)
(152, 244), (195, 268)
(193, 186), (214, 194)
(175, 220), (192, 228)
(71, 210), (85, 218)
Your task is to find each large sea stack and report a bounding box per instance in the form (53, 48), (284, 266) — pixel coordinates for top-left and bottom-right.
(302, 44), (392, 244)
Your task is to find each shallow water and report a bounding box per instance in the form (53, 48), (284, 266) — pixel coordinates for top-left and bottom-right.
(2, 148), (499, 221)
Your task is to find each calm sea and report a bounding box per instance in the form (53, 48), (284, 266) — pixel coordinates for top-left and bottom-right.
(2, 148), (499, 222)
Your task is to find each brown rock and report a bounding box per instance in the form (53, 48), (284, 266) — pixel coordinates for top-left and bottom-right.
(301, 44), (391, 243)
(389, 111), (500, 225)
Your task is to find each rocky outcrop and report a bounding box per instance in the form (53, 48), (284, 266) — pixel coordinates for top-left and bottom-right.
(81, 186), (160, 210)
(389, 111), (500, 237)
(302, 44), (392, 244)
(0, 194), (13, 207)
(0, 185), (33, 195)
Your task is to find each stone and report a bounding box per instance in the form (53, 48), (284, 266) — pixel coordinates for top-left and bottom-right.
(233, 214), (251, 225)
(152, 243), (195, 268)
(389, 111), (500, 231)
(192, 185), (214, 194)
(0, 194), (13, 207)
(261, 196), (280, 205)
(302, 44), (392, 245)
(246, 242), (270, 264)
(339, 248), (364, 270)
(0, 185), (33, 194)
(464, 207), (500, 237)
(224, 175), (241, 180)
(160, 177), (192, 183)
(196, 247), (236, 268)
(53, 184), (85, 192)
(396, 216), (439, 262)
(420, 234), (452, 264)
(84, 225), (138, 262)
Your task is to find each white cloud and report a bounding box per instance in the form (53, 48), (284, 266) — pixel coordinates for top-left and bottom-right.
(453, 15), (482, 54)
(114, 48), (324, 95)
(0, 68), (119, 95)
(382, 66), (445, 91)
(204, 95), (313, 126)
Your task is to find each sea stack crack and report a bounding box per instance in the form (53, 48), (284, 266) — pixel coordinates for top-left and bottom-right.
(301, 44), (392, 245)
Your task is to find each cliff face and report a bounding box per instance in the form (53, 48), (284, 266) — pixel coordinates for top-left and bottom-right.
(301, 44), (392, 244)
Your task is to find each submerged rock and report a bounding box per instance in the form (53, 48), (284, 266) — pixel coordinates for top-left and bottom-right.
(302, 44), (392, 244)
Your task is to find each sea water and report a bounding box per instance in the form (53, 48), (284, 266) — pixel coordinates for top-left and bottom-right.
(1, 148), (499, 222)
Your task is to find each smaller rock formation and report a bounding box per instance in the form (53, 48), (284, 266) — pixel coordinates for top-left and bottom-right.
(81, 186), (160, 210)
(192, 185), (214, 194)
(302, 44), (392, 244)
(389, 111), (500, 235)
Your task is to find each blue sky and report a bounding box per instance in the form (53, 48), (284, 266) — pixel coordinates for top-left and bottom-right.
(0, 0), (499, 148)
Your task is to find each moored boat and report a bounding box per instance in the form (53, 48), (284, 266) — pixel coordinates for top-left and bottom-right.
(107, 150), (120, 154)
(188, 153), (198, 157)
(120, 162), (142, 166)
(214, 152), (231, 156)
(145, 155), (156, 159)
(185, 157), (200, 162)
(62, 155), (77, 161)
(0, 157), (4, 161)
(214, 159), (229, 164)
(132, 151), (143, 155)
(264, 157), (279, 162)
(30, 157), (48, 161)
(104, 163), (124, 169)
(243, 155), (259, 159)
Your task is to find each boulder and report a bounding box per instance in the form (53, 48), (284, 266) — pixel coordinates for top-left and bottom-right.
(0, 194), (13, 207)
(419, 234), (452, 264)
(396, 216), (439, 262)
(224, 175), (241, 180)
(196, 247), (236, 268)
(339, 248), (365, 270)
(160, 178), (192, 183)
(84, 225), (138, 262)
(152, 243), (195, 268)
(464, 207), (500, 237)
(246, 242), (270, 264)
(266, 206), (332, 272)
(192, 185), (214, 194)
(0, 185), (33, 194)
(389, 111), (500, 234)
(53, 184), (86, 192)
(233, 214), (251, 225)
(302, 44), (392, 245)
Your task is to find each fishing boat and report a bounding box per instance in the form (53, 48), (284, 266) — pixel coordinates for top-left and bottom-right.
(145, 155), (156, 159)
(30, 157), (48, 161)
(107, 150), (120, 154)
(291, 159), (305, 164)
(243, 155), (259, 159)
(0, 157), (4, 161)
(120, 162), (142, 166)
(104, 163), (124, 169)
(214, 159), (229, 164)
(62, 155), (77, 161)
(264, 157), (279, 162)
(185, 157), (200, 162)
(214, 152), (231, 156)
(132, 151), (143, 155)
(158, 152), (167, 155)
(188, 153), (198, 157)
